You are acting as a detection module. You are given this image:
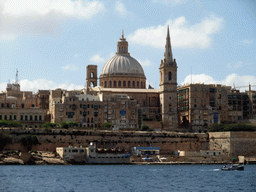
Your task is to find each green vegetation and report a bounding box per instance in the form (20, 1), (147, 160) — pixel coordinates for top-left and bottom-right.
(21, 135), (39, 146)
(0, 120), (22, 127)
(100, 122), (112, 129)
(0, 131), (12, 150)
(42, 122), (59, 128)
(208, 123), (256, 132)
(60, 121), (79, 129)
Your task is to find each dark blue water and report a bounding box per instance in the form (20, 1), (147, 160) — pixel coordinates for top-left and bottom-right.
(0, 165), (255, 192)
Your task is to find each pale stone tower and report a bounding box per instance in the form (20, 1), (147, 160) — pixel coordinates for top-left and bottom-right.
(159, 26), (178, 130)
(86, 65), (98, 91)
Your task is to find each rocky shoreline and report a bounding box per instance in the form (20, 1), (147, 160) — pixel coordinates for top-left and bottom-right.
(0, 150), (235, 165)
(0, 151), (66, 165)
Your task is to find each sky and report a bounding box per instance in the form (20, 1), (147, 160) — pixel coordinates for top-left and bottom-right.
(0, 0), (256, 92)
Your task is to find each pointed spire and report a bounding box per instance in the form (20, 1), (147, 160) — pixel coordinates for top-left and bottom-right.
(122, 29), (124, 39)
(15, 69), (18, 84)
(164, 25), (173, 63)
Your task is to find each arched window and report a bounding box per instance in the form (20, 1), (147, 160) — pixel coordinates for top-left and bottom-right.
(114, 81), (117, 87)
(132, 81), (135, 87)
(128, 81), (131, 87)
(104, 81), (107, 88)
(141, 82), (143, 88)
(123, 81), (126, 87)
(118, 81), (121, 87)
(91, 72), (94, 78)
(109, 81), (112, 88)
(30, 115), (33, 121)
(144, 82), (146, 88)
(137, 81), (139, 88)
(169, 72), (172, 80)
(90, 82), (94, 87)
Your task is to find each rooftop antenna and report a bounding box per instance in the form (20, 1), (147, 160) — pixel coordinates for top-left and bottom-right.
(15, 69), (18, 84)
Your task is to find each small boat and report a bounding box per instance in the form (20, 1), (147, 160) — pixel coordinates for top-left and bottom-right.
(221, 164), (244, 171)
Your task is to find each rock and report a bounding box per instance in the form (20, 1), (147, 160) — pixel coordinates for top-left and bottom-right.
(3, 157), (24, 165)
(35, 160), (45, 165)
(20, 152), (32, 163)
(42, 157), (65, 165)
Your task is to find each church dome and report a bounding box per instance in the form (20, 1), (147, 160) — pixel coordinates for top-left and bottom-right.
(99, 32), (146, 89)
(101, 54), (145, 78)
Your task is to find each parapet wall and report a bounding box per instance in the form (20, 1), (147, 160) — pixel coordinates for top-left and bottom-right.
(209, 132), (256, 156)
(2, 128), (209, 154)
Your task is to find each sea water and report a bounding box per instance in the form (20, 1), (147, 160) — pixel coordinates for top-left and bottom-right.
(0, 165), (255, 192)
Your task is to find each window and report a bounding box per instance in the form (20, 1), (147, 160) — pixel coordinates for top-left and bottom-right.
(168, 72), (172, 80)
(123, 81), (126, 87)
(7, 103), (9, 108)
(4, 115), (7, 120)
(128, 81), (131, 87)
(14, 115), (17, 120)
(104, 81), (107, 87)
(20, 115), (23, 120)
(0, 115), (2, 120)
(21, 103), (24, 108)
(25, 115), (28, 120)
(35, 115), (37, 121)
(1, 103), (4, 108)
(114, 81), (117, 87)
(30, 115), (33, 120)
(109, 81), (112, 88)
(9, 115), (12, 120)
(118, 81), (121, 87)
(39, 116), (42, 121)
(137, 81), (139, 88)
(32, 104), (35, 107)
(132, 81), (135, 87)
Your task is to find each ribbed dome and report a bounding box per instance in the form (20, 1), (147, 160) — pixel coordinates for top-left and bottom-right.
(101, 54), (145, 77)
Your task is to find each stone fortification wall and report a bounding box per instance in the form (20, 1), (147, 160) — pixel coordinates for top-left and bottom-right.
(209, 132), (256, 156)
(2, 128), (209, 154)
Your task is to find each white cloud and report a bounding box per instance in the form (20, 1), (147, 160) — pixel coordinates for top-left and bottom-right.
(62, 65), (78, 71)
(73, 53), (79, 58)
(241, 39), (253, 45)
(138, 59), (151, 66)
(182, 73), (256, 91)
(0, 79), (84, 92)
(115, 1), (129, 17)
(128, 15), (223, 49)
(0, 34), (17, 42)
(0, 0), (105, 37)
(153, 0), (187, 6)
(226, 61), (243, 70)
(90, 54), (105, 63)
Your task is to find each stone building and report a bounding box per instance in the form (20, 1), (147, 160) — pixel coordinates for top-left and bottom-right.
(48, 28), (178, 130)
(178, 83), (252, 132)
(0, 76), (49, 128)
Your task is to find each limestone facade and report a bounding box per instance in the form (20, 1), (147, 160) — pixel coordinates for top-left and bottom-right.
(178, 84), (251, 132)
(0, 82), (49, 128)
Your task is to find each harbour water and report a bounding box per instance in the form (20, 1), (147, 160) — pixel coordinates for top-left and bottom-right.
(1, 165), (255, 192)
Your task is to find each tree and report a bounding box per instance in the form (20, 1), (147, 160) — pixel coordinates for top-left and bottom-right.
(42, 122), (59, 128)
(101, 122), (112, 129)
(60, 121), (79, 129)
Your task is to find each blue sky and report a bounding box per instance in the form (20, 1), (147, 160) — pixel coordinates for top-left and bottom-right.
(0, 0), (255, 92)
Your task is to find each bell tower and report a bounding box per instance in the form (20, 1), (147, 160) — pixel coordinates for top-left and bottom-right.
(86, 65), (98, 91)
(159, 26), (178, 130)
